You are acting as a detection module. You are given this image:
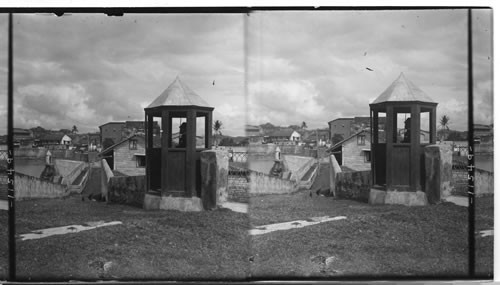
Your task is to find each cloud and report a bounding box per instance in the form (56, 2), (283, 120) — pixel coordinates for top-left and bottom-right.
(246, 9), (491, 131)
(12, 13), (245, 135)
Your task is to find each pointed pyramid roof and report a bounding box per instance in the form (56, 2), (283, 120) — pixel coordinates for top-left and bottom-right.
(146, 76), (212, 109)
(371, 73), (435, 104)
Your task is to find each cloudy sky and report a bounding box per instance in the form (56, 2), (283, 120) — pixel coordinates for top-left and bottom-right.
(0, 9), (493, 135)
(12, 13), (245, 135)
(247, 9), (493, 131)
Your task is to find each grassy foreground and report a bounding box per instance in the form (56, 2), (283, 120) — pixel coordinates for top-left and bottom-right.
(3, 195), (250, 281)
(249, 190), (493, 279)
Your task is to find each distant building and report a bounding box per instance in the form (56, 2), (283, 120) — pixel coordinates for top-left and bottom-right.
(13, 128), (33, 148)
(245, 125), (263, 144)
(99, 134), (146, 176)
(328, 118), (353, 141)
(473, 124), (493, 143)
(99, 122), (126, 147)
(100, 121), (160, 148)
(327, 129), (372, 171)
(263, 128), (301, 145)
(37, 133), (70, 148)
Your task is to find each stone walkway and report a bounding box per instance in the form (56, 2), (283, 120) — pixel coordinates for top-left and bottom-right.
(19, 221), (122, 241)
(443, 195), (468, 207)
(0, 200), (6, 210)
(220, 202), (248, 213)
(249, 216), (347, 236)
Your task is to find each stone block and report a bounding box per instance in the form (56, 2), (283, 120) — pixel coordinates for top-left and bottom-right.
(368, 188), (386, 204)
(425, 144), (453, 203)
(200, 150), (229, 210)
(143, 193), (161, 210)
(159, 196), (203, 212)
(384, 190), (428, 206)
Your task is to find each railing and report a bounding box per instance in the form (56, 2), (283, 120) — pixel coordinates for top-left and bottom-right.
(451, 155), (468, 196)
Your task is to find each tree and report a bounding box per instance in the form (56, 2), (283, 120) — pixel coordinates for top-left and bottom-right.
(213, 120), (223, 147)
(301, 121), (308, 130)
(331, 134), (344, 145)
(439, 115), (450, 141)
(72, 125), (78, 134)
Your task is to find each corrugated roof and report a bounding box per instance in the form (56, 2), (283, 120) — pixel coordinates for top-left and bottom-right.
(147, 76), (212, 109)
(371, 73), (435, 104)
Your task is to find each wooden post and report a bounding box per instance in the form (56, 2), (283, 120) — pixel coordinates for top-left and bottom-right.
(386, 105), (394, 189)
(410, 104), (421, 191)
(430, 107), (436, 144)
(186, 109), (197, 197)
(161, 110), (169, 194)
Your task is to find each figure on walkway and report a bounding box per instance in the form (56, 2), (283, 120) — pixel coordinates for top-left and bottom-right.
(402, 117), (411, 143)
(178, 122), (187, 148)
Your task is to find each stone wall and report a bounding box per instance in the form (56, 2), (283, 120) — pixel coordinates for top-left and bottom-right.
(329, 154), (342, 196)
(227, 176), (248, 202)
(283, 155), (316, 182)
(424, 144), (453, 204)
(101, 159), (114, 202)
(14, 172), (69, 200)
(249, 171), (298, 195)
(335, 170), (371, 202)
(55, 159), (86, 185)
(476, 168), (493, 196)
(14, 148), (47, 159)
(200, 150), (229, 210)
(108, 175), (146, 207)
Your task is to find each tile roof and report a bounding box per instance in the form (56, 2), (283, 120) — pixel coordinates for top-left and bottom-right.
(146, 76), (212, 109)
(371, 73), (435, 104)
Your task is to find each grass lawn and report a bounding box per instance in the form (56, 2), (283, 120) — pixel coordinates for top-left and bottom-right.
(249, 190), (493, 279)
(7, 195), (250, 281)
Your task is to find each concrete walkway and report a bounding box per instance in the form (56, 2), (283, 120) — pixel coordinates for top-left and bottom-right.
(249, 216), (347, 236)
(444, 195), (468, 207)
(20, 221), (122, 241)
(220, 202), (248, 213)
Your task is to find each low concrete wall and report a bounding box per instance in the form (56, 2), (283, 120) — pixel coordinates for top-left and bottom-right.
(200, 150), (229, 210)
(108, 175), (145, 207)
(335, 170), (371, 202)
(249, 171), (298, 195)
(14, 172), (69, 200)
(424, 144), (453, 204)
(14, 148), (47, 159)
(476, 168), (493, 196)
(101, 159), (114, 202)
(55, 159), (86, 185)
(329, 155), (342, 197)
(283, 155), (315, 182)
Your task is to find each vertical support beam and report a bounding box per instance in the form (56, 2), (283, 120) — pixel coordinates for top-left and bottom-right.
(410, 104), (421, 191)
(467, 8), (475, 277)
(385, 105), (394, 189)
(145, 113), (151, 192)
(161, 110), (170, 195)
(430, 107), (436, 144)
(186, 109), (197, 197)
(7, 13), (15, 281)
(371, 109), (376, 185)
(207, 111), (213, 149)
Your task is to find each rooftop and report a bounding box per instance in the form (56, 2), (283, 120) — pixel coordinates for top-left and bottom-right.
(146, 76), (212, 109)
(371, 73), (435, 104)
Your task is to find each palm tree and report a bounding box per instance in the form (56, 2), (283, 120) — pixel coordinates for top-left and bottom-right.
(439, 115), (450, 142)
(213, 120), (223, 148)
